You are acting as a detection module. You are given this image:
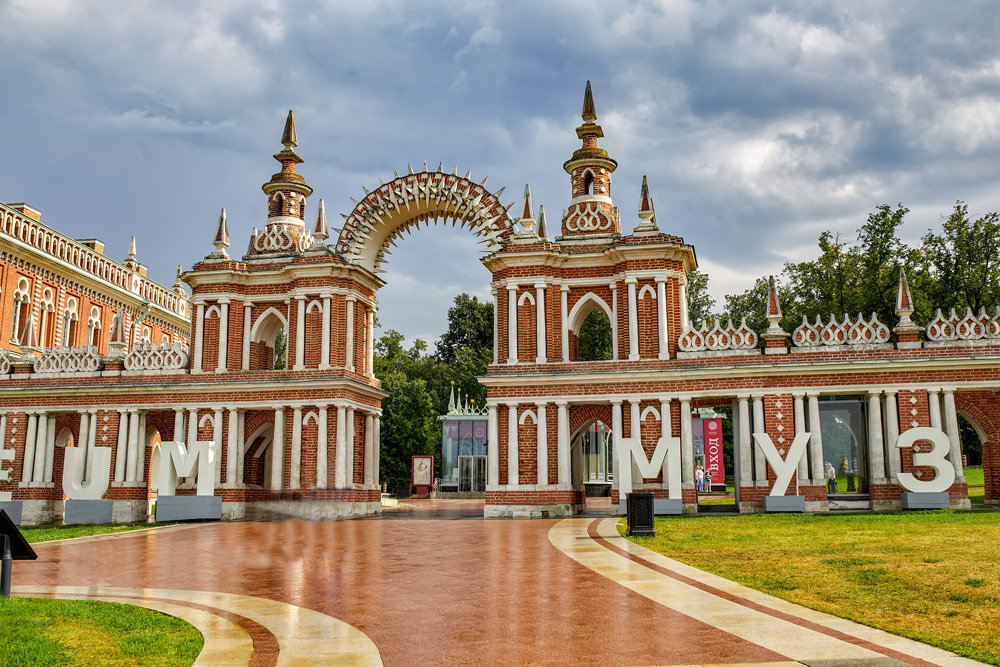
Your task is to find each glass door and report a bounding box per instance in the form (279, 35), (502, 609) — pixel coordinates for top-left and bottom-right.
(458, 455), (487, 492)
(474, 456), (486, 493)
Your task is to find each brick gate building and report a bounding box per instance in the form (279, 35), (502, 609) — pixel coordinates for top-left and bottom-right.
(0, 87), (997, 524)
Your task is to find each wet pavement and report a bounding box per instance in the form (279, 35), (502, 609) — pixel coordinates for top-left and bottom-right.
(13, 500), (986, 666)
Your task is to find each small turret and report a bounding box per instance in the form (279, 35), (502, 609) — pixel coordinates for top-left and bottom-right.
(261, 110), (313, 225)
(561, 81), (619, 238)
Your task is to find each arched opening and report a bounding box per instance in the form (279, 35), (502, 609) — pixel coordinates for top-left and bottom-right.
(957, 411), (987, 505)
(569, 412), (615, 513)
(144, 426), (161, 517)
(243, 423), (276, 490)
(55, 427), (74, 500)
(249, 308), (287, 371)
(583, 170), (594, 196)
(567, 293), (614, 362)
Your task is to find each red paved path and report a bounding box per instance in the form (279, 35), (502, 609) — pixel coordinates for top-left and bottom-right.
(21, 501), (783, 666)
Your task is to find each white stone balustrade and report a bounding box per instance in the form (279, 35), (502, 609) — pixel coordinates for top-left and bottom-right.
(791, 313), (890, 351)
(925, 307), (1000, 346)
(123, 341), (190, 372)
(677, 317), (757, 357)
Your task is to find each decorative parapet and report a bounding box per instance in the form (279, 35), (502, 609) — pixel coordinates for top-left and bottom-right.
(925, 307), (1000, 347)
(124, 342), (190, 372)
(791, 313), (891, 352)
(677, 318), (759, 358)
(32, 346), (103, 374)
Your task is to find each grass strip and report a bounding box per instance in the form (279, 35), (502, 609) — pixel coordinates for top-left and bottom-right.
(625, 510), (1000, 665)
(20, 522), (176, 543)
(0, 596), (203, 667)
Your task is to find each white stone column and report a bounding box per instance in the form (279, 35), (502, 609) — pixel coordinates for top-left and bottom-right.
(493, 287), (500, 365)
(626, 277), (639, 361)
(535, 283), (546, 363)
(679, 280), (690, 331)
(335, 404), (347, 488)
(19, 412), (36, 483)
(236, 410), (246, 486)
(316, 405), (328, 488)
(737, 395), (753, 487)
(72, 412), (86, 483)
(346, 407), (355, 487)
(364, 413), (375, 486)
(506, 284), (518, 364)
(87, 410), (98, 481)
(193, 303), (205, 373)
(31, 411), (47, 484)
(294, 297), (306, 370)
(487, 404), (499, 487)
(320, 295), (331, 369)
(656, 277), (668, 360)
(660, 398), (673, 484)
(867, 391), (885, 482)
(560, 285), (569, 362)
(556, 402), (570, 486)
(629, 399), (641, 484)
(536, 402), (548, 485)
(752, 396), (767, 485)
(345, 297), (356, 371)
(793, 393), (809, 484)
(241, 302), (252, 370)
(217, 301), (229, 372)
(212, 408), (223, 486)
(115, 410), (130, 482)
(807, 393), (825, 483)
(186, 409), (198, 450)
(173, 410), (185, 444)
(611, 401), (623, 491)
(884, 391), (901, 483)
(373, 415), (381, 488)
(680, 398), (694, 486)
(226, 409), (239, 486)
(942, 389), (965, 481)
(290, 407), (302, 489)
(126, 409), (140, 483)
(507, 403), (519, 485)
(43, 415), (55, 483)
(366, 307), (375, 378)
(271, 407), (284, 492)
(928, 389), (942, 429)
(611, 282), (619, 361)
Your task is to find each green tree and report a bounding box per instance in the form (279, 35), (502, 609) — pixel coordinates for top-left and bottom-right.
(578, 309), (612, 361)
(272, 328), (287, 370)
(434, 294), (493, 364)
(922, 201), (1000, 315)
(685, 270), (716, 327)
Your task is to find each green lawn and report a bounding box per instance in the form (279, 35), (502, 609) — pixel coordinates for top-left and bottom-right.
(626, 511), (1000, 665)
(19, 522), (174, 543)
(966, 467), (986, 505)
(0, 597), (202, 666)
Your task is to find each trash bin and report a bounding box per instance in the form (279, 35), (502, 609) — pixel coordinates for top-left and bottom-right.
(396, 484), (412, 499)
(626, 491), (655, 537)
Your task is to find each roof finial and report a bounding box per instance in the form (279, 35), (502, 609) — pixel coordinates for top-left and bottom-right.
(108, 309), (127, 358)
(514, 184), (537, 240)
(281, 110), (297, 149)
(537, 205), (549, 240)
(210, 208), (230, 258)
(313, 198), (328, 239)
(127, 235), (137, 260)
(634, 175), (659, 233)
(895, 266), (914, 324)
(173, 265), (185, 293)
(582, 80), (597, 122)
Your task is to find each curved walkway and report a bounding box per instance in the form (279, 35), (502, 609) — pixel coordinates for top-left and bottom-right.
(550, 518), (984, 667)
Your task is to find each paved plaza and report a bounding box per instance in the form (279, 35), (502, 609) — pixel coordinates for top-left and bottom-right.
(14, 500), (986, 666)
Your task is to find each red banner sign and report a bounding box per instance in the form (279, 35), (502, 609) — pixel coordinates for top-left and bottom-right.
(704, 418), (724, 485)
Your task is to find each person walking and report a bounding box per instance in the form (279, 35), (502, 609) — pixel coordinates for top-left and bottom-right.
(825, 461), (837, 494)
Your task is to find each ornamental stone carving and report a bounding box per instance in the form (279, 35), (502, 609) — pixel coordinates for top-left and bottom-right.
(677, 317), (758, 357)
(32, 346), (103, 374)
(124, 341), (190, 372)
(0, 352), (10, 376)
(563, 200), (616, 233)
(253, 223), (314, 254)
(925, 307), (1000, 346)
(791, 313), (891, 351)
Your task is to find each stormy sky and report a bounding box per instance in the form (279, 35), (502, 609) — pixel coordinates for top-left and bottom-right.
(2, 1), (1000, 344)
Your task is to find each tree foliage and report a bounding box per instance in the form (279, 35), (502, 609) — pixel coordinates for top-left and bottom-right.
(578, 308), (612, 361)
(685, 270), (716, 326)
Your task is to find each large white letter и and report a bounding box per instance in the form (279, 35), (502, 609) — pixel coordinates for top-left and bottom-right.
(617, 436), (681, 499)
(158, 441), (217, 497)
(62, 447), (112, 500)
(751, 432), (810, 497)
(896, 427), (955, 493)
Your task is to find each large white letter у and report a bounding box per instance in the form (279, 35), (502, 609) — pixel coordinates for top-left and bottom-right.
(751, 432), (810, 497)
(62, 447), (112, 500)
(617, 437), (681, 500)
(158, 441), (217, 497)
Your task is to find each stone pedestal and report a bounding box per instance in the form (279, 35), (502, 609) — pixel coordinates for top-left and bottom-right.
(764, 495), (806, 513)
(901, 492), (950, 510)
(0, 502), (23, 525)
(64, 500), (113, 525)
(155, 496), (222, 522)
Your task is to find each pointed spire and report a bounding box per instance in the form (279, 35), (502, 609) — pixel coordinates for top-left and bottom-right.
(761, 275), (789, 351)
(766, 275), (782, 322)
(124, 235), (140, 270)
(514, 184), (537, 239)
(173, 265), (185, 293)
(634, 175), (659, 233)
(896, 266), (914, 322)
(281, 110), (297, 149)
(106, 309), (127, 358)
(582, 80), (597, 122)
(537, 205), (548, 240)
(313, 198), (328, 240)
(448, 381), (457, 413)
(127, 236), (136, 260)
(209, 208), (230, 259)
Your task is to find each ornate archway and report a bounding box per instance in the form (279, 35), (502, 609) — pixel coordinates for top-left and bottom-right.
(335, 166), (515, 273)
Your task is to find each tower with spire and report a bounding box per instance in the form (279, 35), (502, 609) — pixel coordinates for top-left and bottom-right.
(560, 81), (620, 238)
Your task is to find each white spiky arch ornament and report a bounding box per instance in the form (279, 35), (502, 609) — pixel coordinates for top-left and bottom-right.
(335, 163), (516, 273)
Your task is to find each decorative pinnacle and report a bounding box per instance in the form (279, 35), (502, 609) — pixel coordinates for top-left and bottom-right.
(173, 265), (184, 292)
(639, 175), (652, 213)
(281, 110), (297, 149)
(127, 235), (137, 260)
(313, 198), (328, 240)
(515, 184), (537, 239)
(634, 175), (658, 232)
(582, 80), (597, 122)
(764, 275), (787, 337)
(521, 183), (534, 221)
(537, 205), (548, 240)
(895, 266), (917, 329)
(213, 208), (230, 252)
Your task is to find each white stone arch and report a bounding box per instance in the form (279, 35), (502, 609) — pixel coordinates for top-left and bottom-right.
(638, 284), (656, 300)
(517, 291), (535, 307)
(198, 413), (216, 429)
(569, 416), (615, 490)
(245, 421), (277, 490)
(518, 409), (537, 425)
(336, 170), (514, 273)
(204, 304), (223, 320)
(641, 406), (660, 422)
(55, 426), (74, 449)
(305, 299), (323, 315)
(250, 307), (287, 345)
(567, 292), (614, 336)
(303, 410), (320, 427)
